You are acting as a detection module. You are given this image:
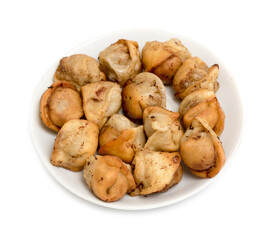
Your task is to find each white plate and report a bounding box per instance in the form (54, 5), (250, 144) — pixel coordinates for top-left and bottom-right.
(30, 29), (243, 210)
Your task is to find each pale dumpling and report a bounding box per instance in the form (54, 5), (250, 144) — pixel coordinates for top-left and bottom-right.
(81, 81), (122, 128)
(54, 54), (106, 90)
(51, 119), (99, 172)
(173, 57), (219, 99)
(130, 149), (183, 196)
(143, 107), (183, 152)
(180, 117), (225, 178)
(98, 39), (142, 86)
(142, 38), (191, 85)
(179, 89), (225, 136)
(98, 114), (145, 163)
(40, 81), (83, 131)
(122, 72), (166, 120)
(83, 155), (136, 202)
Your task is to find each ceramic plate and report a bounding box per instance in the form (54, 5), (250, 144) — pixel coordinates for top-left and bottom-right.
(30, 29), (243, 210)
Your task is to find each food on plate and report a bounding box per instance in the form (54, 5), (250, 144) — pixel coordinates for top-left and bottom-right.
(83, 155), (136, 202)
(122, 72), (166, 120)
(98, 39), (142, 86)
(37, 36), (228, 204)
(142, 38), (191, 85)
(143, 106), (183, 152)
(51, 119), (99, 172)
(40, 81), (83, 132)
(130, 148), (183, 196)
(179, 89), (225, 136)
(80, 81), (121, 128)
(98, 114), (145, 163)
(54, 54), (106, 90)
(173, 57), (219, 99)
(180, 117), (225, 178)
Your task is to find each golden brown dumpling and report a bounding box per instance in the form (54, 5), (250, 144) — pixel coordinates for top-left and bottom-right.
(54, 54), (106, 90)
(180, 117), (225, 178)
(142, 38), (191, 85)
(173, 57), (219, 99)
(179, 89), (225, 136)
(143, 107), (183, 152)
(122, 72), (166, 120)
(130, 149), (183, 196)
(98, 114), (145, 164)
(81, 81), (122, 128)
(40, 81), (83, 132)
(51, 119), (99, 171)
(83, 155), (136, 202)
(98, 39), (142, 86)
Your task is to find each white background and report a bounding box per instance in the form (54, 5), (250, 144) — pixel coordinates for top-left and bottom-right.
(1, 0), (275, 239)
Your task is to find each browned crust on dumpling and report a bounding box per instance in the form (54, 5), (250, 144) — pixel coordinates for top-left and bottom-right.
(98, 114), (145, 163)
(143, 106), (183, 152)
(98, 128), (137, 164)
(173, 57), (219, 99)
(80, 81), (122, 128)
(179, 89), (225, 136)
(130, 149), (182, 196)
(142, 38), (191, 85)
(98, 39), (142, 86)
(40, 81), (83, 132)
(54, 54), (106, 90)
(161, 164), (183, 192)
(51, 119), (99, 172)
(180, 117), (225, 178)
(83, 155), (136, 202)
(122, 72), (166, 120)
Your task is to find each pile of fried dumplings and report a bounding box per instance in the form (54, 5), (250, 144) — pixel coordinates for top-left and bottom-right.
(39, 38), (226, 202)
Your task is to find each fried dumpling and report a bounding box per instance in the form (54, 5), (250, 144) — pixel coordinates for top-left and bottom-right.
(40, 81), (83, 132)
(98, 114), (145, 164)
(143, 107), (183, 152)
(81, 81), (122, 128)
(54, 54), (106, 90)
(180, 117), (225, 178)
(173, 57), (219, 99)
(130, 149), (183, 196)
(83, 155), (136, 202)
(179, 89), (225, 136)
(98, 39), (142, 86)
(51, 119), (99, 172)
(122, 72), (166, 120)
(142, 38), (191, 85)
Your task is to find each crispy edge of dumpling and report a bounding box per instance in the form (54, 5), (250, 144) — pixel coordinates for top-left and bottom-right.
(80, 81), (122, 128)
(98, 39), (142, 86)
(54, 54), (106, 90)
(98, 126), (145, 164)
(179, 89), (225, 135)
(99, 114), (136, 146)
(40, 81), (82, 132)
(142, 38), (191, 72)
(130, 149), (182, 196)
(180, 117), (225, 178)
(142, 38), (191, 85)
(175, 64), (220, 99)
(51, 119), (99, 172)
(161, 164), (183, 192)
(143, 106), (183, 151)
(122, 72), (166, 119)
(83, 155), (136, 202)
(183, 97), (225, 136)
